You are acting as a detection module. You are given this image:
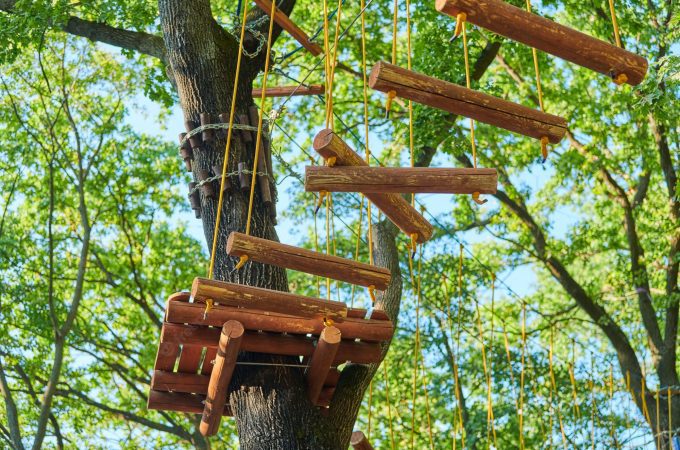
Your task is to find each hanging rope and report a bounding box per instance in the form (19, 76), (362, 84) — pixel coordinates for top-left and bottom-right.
(384, 0), (399, 117)
(383, 361), (396, 449)
(525, 0), (550, 162)
(474, 275), (497, 447)
(519, 299), (527, 450)
(549, 326), (568, 448)
(607, 0), (628, 85)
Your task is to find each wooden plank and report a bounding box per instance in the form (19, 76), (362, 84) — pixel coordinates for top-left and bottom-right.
(305, 326), (341, 404)
(151, 370), (210, 394)
(177, 345), (203, 374)
(191, 277), (348, 319)
(227, 232), (392, 290)
(436, 0), (647, 86)
(161, 323), (383, 365)
(252, 0), (322, 56)
(200, 321), (244, 436)
(305, 166), (498, 194)
(148, 390), (232, 416)
(313, 129), (434, 244)
(369, 61), (567, 143)
(350, 431), (375, 450)
(153, 343), (179, 371)
(201, 347), (217, 376)
(166, 300), (394, 342)
(252, 85), (324, 98)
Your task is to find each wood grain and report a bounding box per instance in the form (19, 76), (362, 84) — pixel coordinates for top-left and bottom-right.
(252, 0), (322, 56)
(252, 85), (324, 98)
(436, 0), (647, 86)
(305, 326), (341, 404)
(148, 390), (232, 416)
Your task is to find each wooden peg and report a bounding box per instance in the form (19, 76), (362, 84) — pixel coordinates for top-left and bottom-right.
(197, 169), (215, 199)
(257, 149), (272, 206)
(218, 113), (230, 139)
(369, 61), (568, 143)
(252, 0), (323, 56)
(184, 120), (202, 149)
(252, 84), (325, 98)
(200, 113), (215, 143)
(178, 133), (193, 171)
(212, 164), (233, 193)
(268, 202), (278, 225)
(313, 129), (434, 243)
(199, 320), (244, 436)
(247, 105), (260, 130)
(436, 0), (648, 86)
(350, 431), (375, 450)
(305, 326), (341, 404)
(188, 182), (201, 218)
(237, 115), (253, 143)
(238, 162), (250, 191)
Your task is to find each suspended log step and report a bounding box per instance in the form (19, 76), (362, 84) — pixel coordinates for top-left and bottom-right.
(313, 129), (434, 243)
(305, 326), (341, 404)
(252, 85), (324, 98)
(351, 431), (375, 450)
(305, 166), (498, 194)
(436, 0), (647, 86)
(369, 61), (567, 143)
(226, 232), (391, 290)
(191, 277), (348, 319)
(253, 0), (322, 56)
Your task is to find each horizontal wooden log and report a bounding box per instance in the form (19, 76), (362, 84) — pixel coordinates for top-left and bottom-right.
(200, 321), (244, 436)
(369, 61), (567, 143)
(350, 431), (374, 450)
(305, 326), (341, 403)
(436, 0), (647, 86)
(252, 0), (322, 56)
(252, 85), (325, 98)
(177, 344), (202, 374)
(154, 342), (179, 371)
(305, 166), (498, 194)
(147, 390), (232, 416)
(161, 323), (383, 364)
(226, 232), (391, 290)
(191, 277), (348, 319)
(166, 300), (394, 342)
(152, 370), (210, 394)
(313, 129), (434, 243)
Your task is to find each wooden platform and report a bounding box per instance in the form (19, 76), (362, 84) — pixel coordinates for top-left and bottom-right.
(148, 291), (393, 434)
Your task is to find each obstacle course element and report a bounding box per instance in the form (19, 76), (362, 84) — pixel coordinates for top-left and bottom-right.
(435, 0), (647, 86)
(305, 166), (498, 195)
(313, 129), (434, 244)
(253, 0), (322, 56)
(252, 85), (324, 98)
(369, 61), (567, 143)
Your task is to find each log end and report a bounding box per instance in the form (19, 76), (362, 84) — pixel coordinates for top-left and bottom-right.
(225, 231), (242, 256)
(320, 325), (342, 345)
(312, 128), (336, 153)
(350, 431), (366, 445)
(168, 291), (190, 303)
(222, 320), (245, 340)
(434, 0), (459, 14)
(367, 61), (386, 89)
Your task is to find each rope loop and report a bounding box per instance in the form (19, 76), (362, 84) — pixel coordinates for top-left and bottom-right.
(472, 191), (487, 205)
(323, 317), (335, 327)
(385, 90), (397, 118)
(203, 298), (214, 320)
(454, 12), (467, 37)
(326, 156), (337, 167)
(613, 73), (628, 85)
(368, 285), (377, 304)
(234, 254), (249, 270)
(315, 190), (328, 214)
(540, 136), (549, 162)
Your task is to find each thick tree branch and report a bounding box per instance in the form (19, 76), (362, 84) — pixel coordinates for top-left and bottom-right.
(0, 358), (24, 450)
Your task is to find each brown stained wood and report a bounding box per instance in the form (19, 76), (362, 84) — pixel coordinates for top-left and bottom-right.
(191, 277), (348, 319)
(200, 320), (244, 436)
(369, 61), (567, 143)
(305, 326), (341, 404)
(252, 0), (323, 56)
(226, 232), (392, 290)
(200, 113), (215, 142)
(305, 166), (498, 195)
(201, 347), (217, 376)
(188, 182), (201, 219)
(177, 345), (203, 374)
(237, 115), (253, 143)
(238, 162), (251, 191)
(178, 132), (193, 171)
(313, 129), (434, 243)
(184, 120), (202, 149)
(436, 0), (647, 86)
(168, 292), (191, 303)
(324, 368), (341, 387)
(152, 370), (210, 394)
(154, 342), (179, 371)
(350, 431), (375, 450)
(161, 323), (383, 364)
(316, 387), (335, 408)
(211, 164), (233, 193)
(246, 106), (273, 206)
(166, 300), (394, 342)
(148, 390), (232, 416)
(197, 169), (215, 199)
(252, 84), (324, 98)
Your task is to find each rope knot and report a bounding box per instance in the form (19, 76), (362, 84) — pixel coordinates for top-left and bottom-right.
(315, 190), (328, 214)
(203, 299), (214, 320)
(612, 73), (628, 86)
(234, 254), (249, 270)
(410, 232), (419, 259)
(368, 285), (377, 304)
(326, 156), (337, 167)
(540, 136), (549, 163)
(323, 317), (334, 327)
(385, 90), (397, 118)
(453, 12), (467, 38)
(472, 191), (487, 205)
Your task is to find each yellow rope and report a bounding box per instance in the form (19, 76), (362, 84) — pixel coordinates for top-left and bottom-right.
(383, 362), (396, 450)
(456, 244), (467, 449)
(326, 0), (344, 128)
(474, 278), (497, 447)
(360, 0), (374, 268)
(549, 327), (568, 448)
(525, 0), (550, 162)
(325, 190), (331, 299)
(519, 299), (527, 450)
(350, 194), (365, 307)
(384, 0), (399, 116)
(323, 0), (332, 128)
(407, 0), (415, 207)
(608, 0), (622, 48)
(207, 0), (250, 279)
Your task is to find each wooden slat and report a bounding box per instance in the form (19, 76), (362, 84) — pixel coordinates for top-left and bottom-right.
(151, 370), (210, 394)
(177, 345), (203, 374)
(192, 277), (348, 319)
(436, 0), (647, 86)
(350, 431), (375, 450)
(161, 323), (383, 365)
(305, 326), (341, 404)
(166, 300), (394, 342)
(227, 232), (392, 290)
(252, 0), (322, 56)
(369, 61), (567, 143)
(305, 166), (498, 194)
(201, 347), (217, 376)
(252, 85), (324, 98)
(313, 129), (434, 243)
(153, 343), (179, 371)
(200, 321), (244, 436)
(148, 390), (232, 416)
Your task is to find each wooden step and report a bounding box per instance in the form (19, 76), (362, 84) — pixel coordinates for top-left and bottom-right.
(148, 390), (232, 416)
(252, 85), (324, 98)
(226, 232), (391, 290)
(351, 431), (375, 450)
(305, 166), (498, 194)
(312, 129), (434, 244)
(252, 0), (322, 56)
(436, 0), (647, 86)
(369, 61), (567, 143)
(191, 277), (348, 319)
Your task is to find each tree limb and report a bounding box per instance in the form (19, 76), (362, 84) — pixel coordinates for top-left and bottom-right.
(0, 357), (24, 450)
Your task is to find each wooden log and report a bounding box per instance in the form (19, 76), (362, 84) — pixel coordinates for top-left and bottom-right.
(200, 320), (244, 436)
(178, 133), (193, 171)
(305, 326), (341, 404)
(246, 107), (273, 206)
(166, 300), (394, 342)
(435, 0), (647, 86)
(252, 0), (323, 56)
(177, 345), (203, 374)
(237, 115), (253, 143)
(197, 169), (215, 199)
(152, 370), (210, 394)
(238, 162), (251, 191)
(252, 84), (325, 98)
(188, 182), (201, 219)
(154, 343), (179, 371)
(148, 390), (232, 416)
(191, 277), (348, 319)
(350, 431), (375, 450)
(184, 120), (202, 149)
(161, 323), (383, 364)
(305, 166), (498, 195)
(226, 232), (391, 290)
(313, 129), (434, 243)
(212, 164), (233, 193)
(200, 113), (215, 143)
(369, 61), (567, 143)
